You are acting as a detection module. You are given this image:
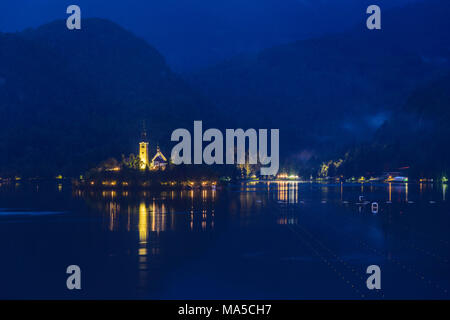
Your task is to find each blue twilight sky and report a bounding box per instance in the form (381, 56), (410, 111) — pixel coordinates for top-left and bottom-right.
(0, 0), (419, 71)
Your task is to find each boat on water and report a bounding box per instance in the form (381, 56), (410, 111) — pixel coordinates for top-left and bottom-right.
(385, 176), (408, 183)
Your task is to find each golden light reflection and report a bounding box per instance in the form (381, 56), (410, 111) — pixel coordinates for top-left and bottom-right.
(288, 182), (298, 204)
(139, 248), (147, 256)
(389, 183), (392, 202)
(278, 182), (287, 202)
(149, 200), (167, 233)
(82, 189), (216, 256)
(102, 190), (116, 199)
(443, 184), (447, 201)
(139, 202), (148, 244)
(108, 202), (118, 231)
(151, 201), (156, 233)
(275, 181), (299, 203)
(137, 202), (149, 289)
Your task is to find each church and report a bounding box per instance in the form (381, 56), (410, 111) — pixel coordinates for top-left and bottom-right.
(139, 130), (168, 171)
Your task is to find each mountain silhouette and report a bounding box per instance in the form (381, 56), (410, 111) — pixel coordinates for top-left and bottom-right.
(187, 0), (450, 163)
(1, 0), (449, 178)
(0, 19), (209, 177)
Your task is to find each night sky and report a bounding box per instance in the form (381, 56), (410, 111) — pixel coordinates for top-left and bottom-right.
(0, 0), (419, 71)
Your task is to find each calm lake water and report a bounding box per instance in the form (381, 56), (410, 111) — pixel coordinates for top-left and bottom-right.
(0, 181), (449, 299)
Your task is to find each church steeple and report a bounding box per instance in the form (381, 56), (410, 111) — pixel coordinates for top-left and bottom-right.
(141, 120), (148, 142)
(139, 120), (149, 170)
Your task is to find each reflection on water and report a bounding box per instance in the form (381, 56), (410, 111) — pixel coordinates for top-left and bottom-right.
(138, 202), (148, 286)
(78, 189), (218, 235)
(72, 188), (219, 292)
(406, 183), (409, 202)
(269, 181), (299, 204)
(0, 181), (449, 299)
(81, 189), (219, 239)
(138, 202), (148, 242)
(108, 201), (119, 232)
(243, 181), (449, 206)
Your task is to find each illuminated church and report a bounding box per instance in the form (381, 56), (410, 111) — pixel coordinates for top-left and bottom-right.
(139, 130), (168, 171)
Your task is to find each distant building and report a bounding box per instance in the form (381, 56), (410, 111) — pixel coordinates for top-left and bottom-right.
(382, 170), (408, 183)
(151, 145), (168, 170)
(139, 130), (150, 170)
(138, 128), (168, 171)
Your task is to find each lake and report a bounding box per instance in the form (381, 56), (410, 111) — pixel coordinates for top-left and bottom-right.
(0, 181), (448, 299)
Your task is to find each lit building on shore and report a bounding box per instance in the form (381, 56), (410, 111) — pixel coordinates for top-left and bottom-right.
(139, 130), (150, 170)
(151, 145), (168, 170)
(138, 129), (168, 171)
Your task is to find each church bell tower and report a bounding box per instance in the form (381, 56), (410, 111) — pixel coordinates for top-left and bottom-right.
(139, 123), (149, 170)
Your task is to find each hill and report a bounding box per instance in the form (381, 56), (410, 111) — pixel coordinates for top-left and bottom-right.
(187, 0), (450, 165)
(334, 73), (450, 178)
(0, 19), (209, 177)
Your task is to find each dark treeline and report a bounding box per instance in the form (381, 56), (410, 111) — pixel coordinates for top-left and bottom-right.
(0, 19), (210, 178)
(186, 0), (450, 178)
(1, 0), (449, 179)
(332, 73), (450, 180)
(79, 163), (240, 189)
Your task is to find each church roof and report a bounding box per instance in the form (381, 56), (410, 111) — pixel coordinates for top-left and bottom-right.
(151, 146), (167, 163)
